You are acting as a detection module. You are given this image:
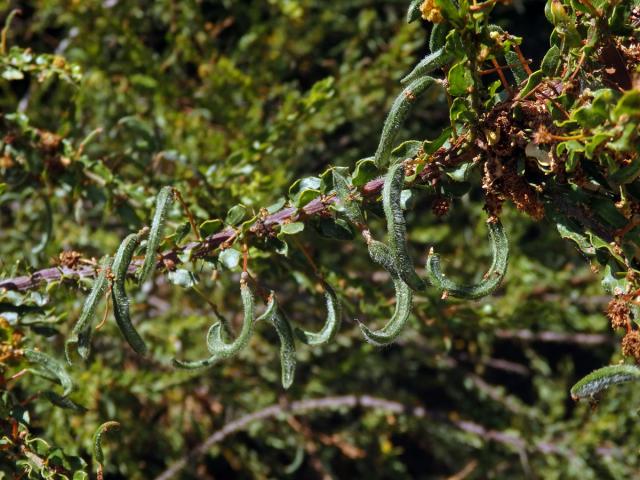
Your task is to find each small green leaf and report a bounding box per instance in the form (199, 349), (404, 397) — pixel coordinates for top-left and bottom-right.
(447, 60), (474, 96)
(199, 219), (223, 237)
(352, 157), (378, 186)
(280, 222), (305, 235)
(218, 248), (241, 269)
(225, 204), (247, 226)
(168, 269), (198, 288)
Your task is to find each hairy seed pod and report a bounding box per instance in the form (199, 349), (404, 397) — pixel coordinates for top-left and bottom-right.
(172, 355), (218, 370)
(426, 220), (509, 300)
(42, 391), (87, 412)
(112, 232), (148, 355)
(206, 273), (256, 358)
(367, 239), (399, 276)
(93, 421), (120, 465)
(23, 348), (73, 397)
(359, 241), (413, 346)
(173, 288), (279, 370)
(383, 163), (426, 291)
(374, 76), (436, 169)
(259, 294), (297, 389)
(139, 186), (174, 284)
(332, 169), (365, 225)
(358, 276), (413, 347)
(570, 365), (640, 401)
(295, 282), (342, 346)
(65, 256), (112, 363)
(273, 308), (297, 389)
(406, 0), (422, 23)
(401, 47), (453, 84)
(429, 22), (450, 52)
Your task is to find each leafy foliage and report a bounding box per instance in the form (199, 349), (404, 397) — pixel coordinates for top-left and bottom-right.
(2, 0), (640, 478)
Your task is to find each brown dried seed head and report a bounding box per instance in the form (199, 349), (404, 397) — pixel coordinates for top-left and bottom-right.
(431, 197), (450, 217)
(607, 298), (631, 330)
(622, 331), (640, 360)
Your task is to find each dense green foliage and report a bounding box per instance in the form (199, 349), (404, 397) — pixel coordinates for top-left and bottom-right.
(1, 0), (640, 478)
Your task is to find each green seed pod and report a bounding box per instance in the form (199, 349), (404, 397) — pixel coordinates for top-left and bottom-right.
(259, 294), (297, 389)
(374, 76), (436, 169)
(273, 308), (297, 389)
(23, 348), (73, 397)
(401, 48), (453, 84)
(93, 421), (120, 465)
(359, 241), (413, 346)
(358, 276), (413, 347)
(206, 273), (256, 358)
(172, 355), (218, 370)
(332, 169), (365, 225)
(570, 365), (640, 401)
(174, 289), (278, 370)
(367, 239), (400, 276)
(139, 186), (174, 284)
(295, 282), (342, 346)
(383, 163), (426, 291)
(429, 22), (450, 52)
(41, 391), (87, 412)
(112, 232), (148, 355)
(426, 220), (509, 300)
(65, 256), (112, 363)
(406, 0), (423, 23)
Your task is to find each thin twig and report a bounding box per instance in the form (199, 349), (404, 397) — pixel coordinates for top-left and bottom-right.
(154, 394), (574, 480)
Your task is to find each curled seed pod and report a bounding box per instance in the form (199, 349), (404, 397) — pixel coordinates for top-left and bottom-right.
(367, 239), (400, 276)
(172, 355), (218, 370)
(41, 391), (87, 412)
(93, 421), (120, 466)
(358, 277), (412, 346)
(174, 288), (278, 370)
(206, 273), (256, 358)
(332, 169), (365, 225)
(570, 365), (640, 401)
(406, 0), (422, 23)
(401, 48), (454, 84)
(429, 22), (450, 52)
(23, 348), (73, 397)
(112, 232), (148, 355)
(65, 256), (112, 363)
(383, 163), (426, 291)
(374, 76), (436, 169)
(359, 241), (413, 346)
(259, 294), (297, 389)
(295, 282), (342, 346)
(426, 220), (509, 300)
(139, 186), (174, 284)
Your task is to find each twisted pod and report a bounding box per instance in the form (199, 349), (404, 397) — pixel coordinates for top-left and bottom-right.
(570, 365), (640, 401)
(138, 185), (174, 284)
(374, 75), (436, 169)
(262, 295), (298, 389)
(358, 240), (413, 346)
(112, 230), (149, 355)
(23, 348), (74, 397)
(65, 255), (112, 363)
(206, 272), (256, 358)
(426, 220), (509, 299)
(295, 281), (342, 346)
(383, 162), (426, 291)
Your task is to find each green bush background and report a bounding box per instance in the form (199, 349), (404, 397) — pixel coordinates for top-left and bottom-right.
(1, 0), (638, 478)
